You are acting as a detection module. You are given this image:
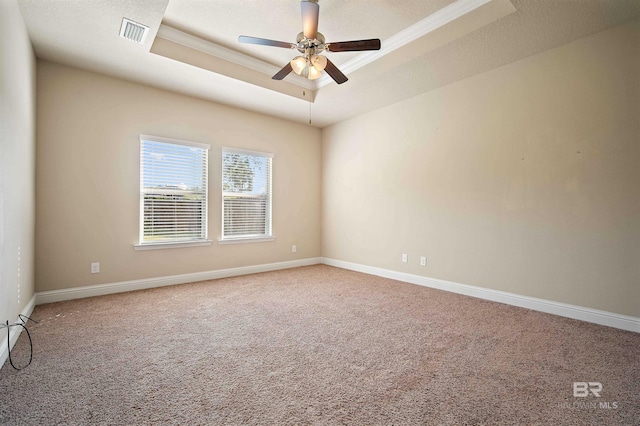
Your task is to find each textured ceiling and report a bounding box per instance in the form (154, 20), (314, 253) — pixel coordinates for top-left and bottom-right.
(162, 0), (457, 67)
(16, 0), (640, 128)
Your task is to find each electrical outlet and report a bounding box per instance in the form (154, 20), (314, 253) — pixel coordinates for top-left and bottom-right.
(420, 256), (427, 266)
(292, 245), (297, 253)
(91, 262), (100, 274)
(402, 253), (408, 263)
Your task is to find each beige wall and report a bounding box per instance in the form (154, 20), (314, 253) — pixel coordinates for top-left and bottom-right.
(0, 0), (36, 323)
(322, 20), (640, 317)
(36, 62), (322, 292)
(32, 19), (640, 318)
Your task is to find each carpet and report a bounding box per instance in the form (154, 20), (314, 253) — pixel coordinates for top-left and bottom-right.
(1, 265), (638, 425)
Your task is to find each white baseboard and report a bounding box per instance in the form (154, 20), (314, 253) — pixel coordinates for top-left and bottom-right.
(322, 258), (640, 333)
(30, 256), (639, 333)
(35, 258), (322, 305)
(0, 295), (37, 369)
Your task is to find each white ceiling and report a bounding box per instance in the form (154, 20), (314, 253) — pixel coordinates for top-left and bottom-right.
(162, 0), (457, 68)
(17, 0), (640, 128)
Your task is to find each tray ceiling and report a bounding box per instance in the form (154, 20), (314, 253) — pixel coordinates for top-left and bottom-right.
(16, 0), (640, 127)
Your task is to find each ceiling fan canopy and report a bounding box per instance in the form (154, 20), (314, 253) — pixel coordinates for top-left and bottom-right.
(238, 0), (381, 85)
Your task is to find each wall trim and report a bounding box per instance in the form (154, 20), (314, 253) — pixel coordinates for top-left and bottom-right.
(316, 0), (496, 88)
(35, 258), (322, 305)
(0, 295), (37, 369)
(321, 258), (640, 333)
(30, 257), (638, 333)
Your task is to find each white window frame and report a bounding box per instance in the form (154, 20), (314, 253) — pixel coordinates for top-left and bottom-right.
(135, 135), (211, 250)
(220, 147), (274, 244)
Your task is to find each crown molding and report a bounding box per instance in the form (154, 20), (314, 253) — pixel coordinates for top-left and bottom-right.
(155, 24), (317, 91)
(315, 0), (493, 87)
(156, 0), (495, 91)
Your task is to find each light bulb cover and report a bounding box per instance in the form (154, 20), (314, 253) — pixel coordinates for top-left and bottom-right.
(290, 56), (308, 75)
(310, 54), (327, 71)
(308, 64), (322, 80)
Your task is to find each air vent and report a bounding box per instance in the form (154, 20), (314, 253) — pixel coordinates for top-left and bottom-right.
(119, 18), (149, 44)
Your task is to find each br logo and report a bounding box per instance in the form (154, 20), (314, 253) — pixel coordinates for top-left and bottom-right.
(573, 382), (602, 397)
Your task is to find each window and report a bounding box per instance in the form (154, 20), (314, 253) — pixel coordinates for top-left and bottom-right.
(137, 135), (210, 248)
(221, 148), (273, 242)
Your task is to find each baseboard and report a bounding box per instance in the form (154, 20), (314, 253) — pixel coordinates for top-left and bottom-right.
(35, 257), (322, 305)
(322, 258), (640, 333)
(31, 257), (639, 332)
(0, 295), (37, 369)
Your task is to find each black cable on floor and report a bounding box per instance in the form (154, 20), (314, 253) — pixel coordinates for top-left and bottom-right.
(2, 314), (38, 370)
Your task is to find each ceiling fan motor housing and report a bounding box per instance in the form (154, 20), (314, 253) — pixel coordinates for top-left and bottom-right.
(296, 32), (325, 57)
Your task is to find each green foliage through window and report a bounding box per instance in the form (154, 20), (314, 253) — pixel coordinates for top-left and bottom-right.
(222, 149), (272, 239)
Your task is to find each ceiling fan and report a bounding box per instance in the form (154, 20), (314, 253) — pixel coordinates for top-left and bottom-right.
(238, 0), (381, 84)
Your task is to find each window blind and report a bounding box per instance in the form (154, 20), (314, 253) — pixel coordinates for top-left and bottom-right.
(140, 136), (209, 245)
(222, 148), (273, 240)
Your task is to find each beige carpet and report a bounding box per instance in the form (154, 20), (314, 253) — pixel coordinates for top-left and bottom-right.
(1, 265), (638, 425)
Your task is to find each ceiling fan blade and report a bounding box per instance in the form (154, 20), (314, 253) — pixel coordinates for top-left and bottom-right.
(301, 0), (319, 40)
(324, 58), (348, 85)
(272, 63), (293, 80)
(327, 39), (381, 52)
(238, 35), (295, 49)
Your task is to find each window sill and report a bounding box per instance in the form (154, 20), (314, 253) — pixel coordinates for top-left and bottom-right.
(218, 236), (276, 245)
(134, 240), (213, 251)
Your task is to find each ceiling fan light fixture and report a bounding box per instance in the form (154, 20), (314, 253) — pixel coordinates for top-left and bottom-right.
(290, 56), (308, 75)
(239, 0), (380, 85)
